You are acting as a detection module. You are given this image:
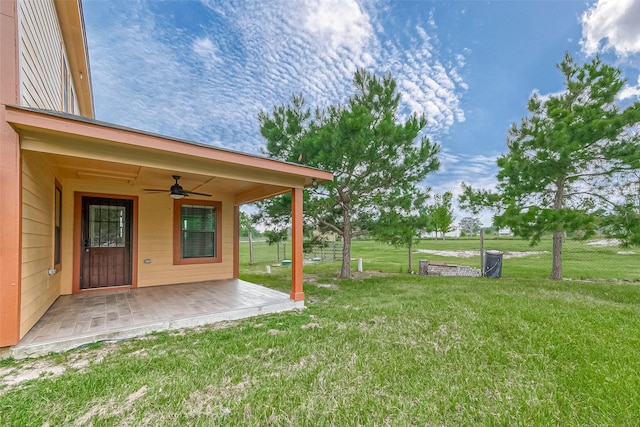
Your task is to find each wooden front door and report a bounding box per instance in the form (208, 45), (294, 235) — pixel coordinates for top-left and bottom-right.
(80, 197), (133, 289)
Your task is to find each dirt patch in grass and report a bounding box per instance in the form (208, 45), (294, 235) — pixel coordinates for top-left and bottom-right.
(0, 345), (114, 393)
(416, 249), (548, 259)
(539, 289), (630, 308)
(587, 239), (621, 246)
(184, 376), (250, 419)
(71, 386), (148, 426)
(350, 270), (391, 279)
(0, 361), (66, 389)
(170, 320), (239, 337)
(310, 282), (340, 290)
(301, 322), (322, 330)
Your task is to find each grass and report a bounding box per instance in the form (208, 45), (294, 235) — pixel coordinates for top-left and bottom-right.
(345, 237), (639, 281)
(242, 236), (639, 281)
(2, 259), (640, 425)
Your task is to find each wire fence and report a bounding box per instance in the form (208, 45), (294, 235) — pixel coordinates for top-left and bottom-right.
(240, 231), (638, 281)
(414, 232), (639, 280)
(239, 238), (342, 267)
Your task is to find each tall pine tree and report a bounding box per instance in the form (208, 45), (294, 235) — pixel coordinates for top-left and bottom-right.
(461, 53), (640, 279)
(259, 69), (440, 278)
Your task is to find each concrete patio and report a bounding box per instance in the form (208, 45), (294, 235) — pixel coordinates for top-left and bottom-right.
(11, 279), (303, 359)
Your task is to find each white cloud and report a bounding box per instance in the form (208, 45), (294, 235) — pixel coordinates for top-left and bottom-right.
(618, 76), (640, 100)
(192, 37), (221, 65)
(581, 0), (640, 56)
(304, 0), (373, 52)
(431, 151), (498, 195)
(428, 150), (499, 227)
(83, 0), (467, 155)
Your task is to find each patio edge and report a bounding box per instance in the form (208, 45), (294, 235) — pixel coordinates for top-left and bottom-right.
(11, 300), (304, 359)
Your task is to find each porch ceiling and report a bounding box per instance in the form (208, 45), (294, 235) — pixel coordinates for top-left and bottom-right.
(6, 105), (333, 204)
(42, 152), (289, 204)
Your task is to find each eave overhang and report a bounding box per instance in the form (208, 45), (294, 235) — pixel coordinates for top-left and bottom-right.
(5, 105), (333, 204)
(53, 0), (95, 118)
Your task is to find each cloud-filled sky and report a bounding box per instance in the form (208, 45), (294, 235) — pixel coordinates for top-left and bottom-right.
(82, 0), (640, 224)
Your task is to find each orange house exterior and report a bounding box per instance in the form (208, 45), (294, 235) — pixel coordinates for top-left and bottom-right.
(0, 0), (332, 348)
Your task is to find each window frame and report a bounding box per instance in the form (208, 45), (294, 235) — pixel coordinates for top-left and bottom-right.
(62, 55), (70, 113)
(54, 179), (62, 271)
(173, 199), (222, 265)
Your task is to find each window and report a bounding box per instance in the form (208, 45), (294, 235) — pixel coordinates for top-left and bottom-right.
(89, 204), (127, 247)
(70, 86), (75, 114)
(54, 180), (62, 269)
(62, 56), (69, 112)
(173, 200), (222, 265)
(61, 54), (74, 114)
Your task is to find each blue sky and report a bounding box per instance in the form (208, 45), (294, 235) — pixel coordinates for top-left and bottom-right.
(82, 0), (640, 222)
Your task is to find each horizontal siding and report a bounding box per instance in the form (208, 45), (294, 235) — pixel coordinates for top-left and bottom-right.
(62, 180), (237, 290)
(18, 0), (77, 112)
(138, 194), (235, 286)
(21, 201), (50, 226)
(38, 177), (238, 297)
(21, 152), (60, 338)
(21, 217), (52, 239)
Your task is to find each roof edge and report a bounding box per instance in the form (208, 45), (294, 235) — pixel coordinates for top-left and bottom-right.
(53, 0), (94, 118)
(5, 104), (333, 184)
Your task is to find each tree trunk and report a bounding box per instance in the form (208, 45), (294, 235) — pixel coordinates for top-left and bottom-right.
(340, 212), (352, 279)
(550, 178), (566, 280)
(551, 231), (563, 280)
(408, 242), (413, 273)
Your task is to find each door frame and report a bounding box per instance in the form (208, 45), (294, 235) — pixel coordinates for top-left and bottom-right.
(73, 192), (138, 294)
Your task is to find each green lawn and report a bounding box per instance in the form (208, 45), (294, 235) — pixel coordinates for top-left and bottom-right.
(2, 259), (640, 425)
(316, 238), (639, 281)
(242, 237), (639, 282)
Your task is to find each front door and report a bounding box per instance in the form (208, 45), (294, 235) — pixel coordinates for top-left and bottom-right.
(80, 197), (133, 289)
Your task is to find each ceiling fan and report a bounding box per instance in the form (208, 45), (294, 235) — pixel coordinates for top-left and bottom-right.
(144, 175), (211, 199)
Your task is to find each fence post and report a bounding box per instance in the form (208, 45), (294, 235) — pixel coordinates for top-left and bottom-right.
(249, 232), (254, 265)
(479, 228), (484, 276)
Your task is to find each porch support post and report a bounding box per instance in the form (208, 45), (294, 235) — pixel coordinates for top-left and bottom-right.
(233, 205), (240, 279)
(290, 187), (304, 301)
(0, 0), (22, 347)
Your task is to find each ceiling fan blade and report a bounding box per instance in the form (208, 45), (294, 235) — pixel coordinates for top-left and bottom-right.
(144, 176), (211, 197)
(184, 190), (212, 197)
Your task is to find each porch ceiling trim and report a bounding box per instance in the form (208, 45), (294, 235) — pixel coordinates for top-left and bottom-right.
(6, 105), (333, 192)
(235, 184), (292, 205)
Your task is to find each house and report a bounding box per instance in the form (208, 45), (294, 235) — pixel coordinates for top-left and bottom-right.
(422, 225), (462, 239)
(0, 0), (332, 349)
(497, 227), (514, 238)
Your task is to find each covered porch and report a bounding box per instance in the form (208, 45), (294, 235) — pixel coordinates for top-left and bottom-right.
(11, 279), (300, 359)
(1, 105), (333, 349)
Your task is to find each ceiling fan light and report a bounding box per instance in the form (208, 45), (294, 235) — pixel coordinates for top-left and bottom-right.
(170, 193), (184, 199)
